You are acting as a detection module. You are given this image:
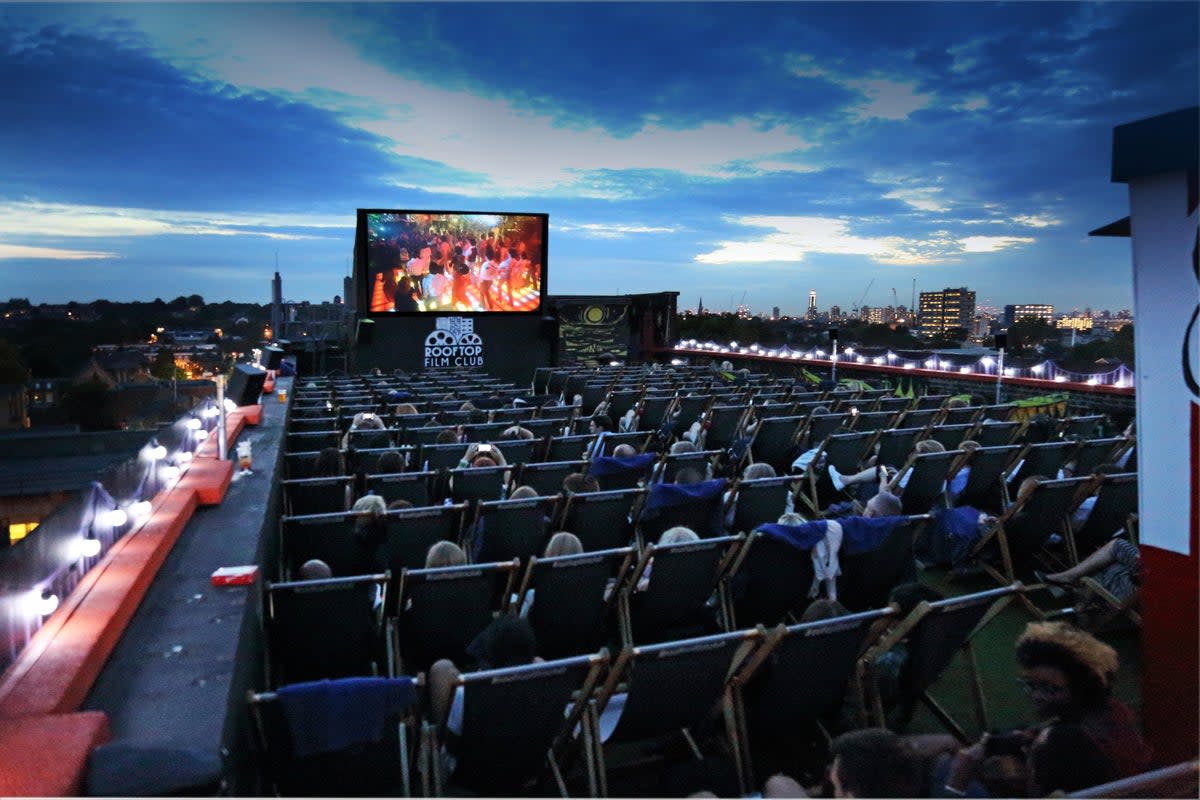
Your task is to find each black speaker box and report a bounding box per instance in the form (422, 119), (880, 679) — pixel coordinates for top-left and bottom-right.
(227, 364), (268, 407)
(260, 346), (285, 370)
(356, 318), (375, 345)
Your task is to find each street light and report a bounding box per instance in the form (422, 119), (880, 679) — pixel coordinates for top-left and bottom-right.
(994, 333), (1007, 403)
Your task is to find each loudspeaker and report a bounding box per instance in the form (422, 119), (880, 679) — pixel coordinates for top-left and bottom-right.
(356, 318), (375, 345)
(994, 333), (1008, 350)
(227, 364), (268, 407)
(260, 346), (285, 370)
(828, 328), (839, 342)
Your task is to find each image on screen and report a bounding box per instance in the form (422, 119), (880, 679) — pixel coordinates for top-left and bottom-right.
(364, 211), (545, 314)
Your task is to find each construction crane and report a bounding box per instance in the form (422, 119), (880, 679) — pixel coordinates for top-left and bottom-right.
(851, 278), (875, 315)
(892, 287), (900, 322)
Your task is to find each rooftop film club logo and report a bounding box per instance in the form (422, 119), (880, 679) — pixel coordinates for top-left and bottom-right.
(424, 318), (485, 368)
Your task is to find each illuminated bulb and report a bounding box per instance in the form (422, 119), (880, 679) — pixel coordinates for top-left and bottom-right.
(161, 465), (181, 482)
(980, 357), (995, 368)
(960, 367), (972, 374)
(201, 406), (219, 419)
(149, 445), (168, 460)
(78, 537), (102, 558)
(1053, 375), (1068, 383)
(924, 360), (936, 368)
(107, 508), (128, 527)
(195, 430), (209, 441)
(843, 348), (855, 356)
(1003, 368), (1015, 377)
(903, 363), (915, 370)
(886, 353), (897, 361)
(177, 452), (192, 463)
(857, 356), (866, 364)
(130, 501), (153, 519)
(186, 418), (202, 430)
(223, 398), (238, 413)
(1031, 364), (1045, 374)
(30, 590), (59, 618)
(873, 357), (884, 365)
(815, 350), (826, 357)
(1086, 378), (1099, 386)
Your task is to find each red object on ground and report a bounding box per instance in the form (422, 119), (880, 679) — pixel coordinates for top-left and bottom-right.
(210, 565), (259, 587)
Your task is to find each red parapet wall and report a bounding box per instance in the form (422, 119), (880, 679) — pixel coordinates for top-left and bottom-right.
(0, 712), (111, 797)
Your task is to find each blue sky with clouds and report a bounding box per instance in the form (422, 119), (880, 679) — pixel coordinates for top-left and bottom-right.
(0, 2), (1195, 315)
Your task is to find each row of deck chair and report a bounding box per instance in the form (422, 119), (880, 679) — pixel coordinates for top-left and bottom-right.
(251, 583), (1032, 796)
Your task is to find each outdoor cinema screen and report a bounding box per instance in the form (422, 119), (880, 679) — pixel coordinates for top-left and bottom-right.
(361, 210), (546, 315)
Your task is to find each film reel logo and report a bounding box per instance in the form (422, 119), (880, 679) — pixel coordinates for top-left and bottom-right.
(424, 318), (485, 368)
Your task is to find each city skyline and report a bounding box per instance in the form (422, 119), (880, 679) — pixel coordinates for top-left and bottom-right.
(0, 3), (1195, 312)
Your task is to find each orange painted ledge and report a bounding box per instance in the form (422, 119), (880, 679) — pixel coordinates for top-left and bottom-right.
(180, 458), (235, 506)
(0, 488), (199, 718)
(0, 711), (110, 797)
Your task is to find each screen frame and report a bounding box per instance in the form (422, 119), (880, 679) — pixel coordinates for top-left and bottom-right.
(355, 208), (548, 318)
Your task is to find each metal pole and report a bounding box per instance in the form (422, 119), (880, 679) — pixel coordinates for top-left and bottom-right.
(216, 374), (228, 461)
(831, 340), (838, 385)
(995, 347), (1005, 404)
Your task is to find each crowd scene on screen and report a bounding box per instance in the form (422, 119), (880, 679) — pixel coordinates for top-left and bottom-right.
(369, 226), (542, 313)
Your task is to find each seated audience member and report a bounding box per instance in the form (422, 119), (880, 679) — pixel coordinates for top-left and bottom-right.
(351, 494), (388, 570)
(870, 583), (946, 727)
(435, 428), (461, 445)
(788, 406), (833, 473)
(799, 597), (851, 623)
(386, 498), (413, 512)
(1068, 462), (1126, 529)
(1037, 537), (1140, 603)
(375, 449), (405, 475)
(635, 526), (700, 591)
(562, 472), (601, 496)
(763, 727), (924, 798)
(312, 446), (346, 478)
(457, 442), (508, 469)
(649, 439), (705, 484)
(1001, 475), (1060, 557)
(933, 622), (1151, 796)
(499, 425), (535, 441)
(518, 532), (585, 615)
(393, 402), (419, 417)
(947, 440), (980, 501)
(425, 540), (468, 569)
(341, 411), (388, 449)
(724, 462), (791, 528)
(585, 414), (614, 458)
(298, 558), (333, 580)
(611, 443), (638, 459)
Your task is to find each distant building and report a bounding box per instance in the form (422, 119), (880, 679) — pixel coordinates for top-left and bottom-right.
(829, 305), (841, 320)
(1004, 303), (1055, 326)
(1057, 315), (1095, 331)
(919, 287), (976, 336)
(807, 291), (817, 319)
(772, 306), (780, 319)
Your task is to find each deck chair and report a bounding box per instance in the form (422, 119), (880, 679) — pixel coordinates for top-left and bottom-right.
(593, 430), (652, 457)
(895, 407), (938, 430)
(952, 445), (1022, 513)
(973, 420), (1024, 447)
(722, 529), (817, 628)
(290, 415), (339, 433)
(971, 477), (1092, 591)
(1005, 440), (1077, 493)
(282, 476), (352, 516)
(927, 423), (977, 450)
(1069, 472), (1138, 556)
(863, 583), (1023, 741)
(518, 547), (634, 659)
(544, 433), (598, 462)
(1069, 437), (1131, 478)
(1066, 759), (1200, 799)
(279, 511), (364, 579)
(606, 388), (643, 426)
(836, 514), (928, 612)
(939, 406), (984, 426)
(517, 459), (587, 496)
(621, 534), (743, 645)
(446, 464), (511, 503)
(755, 401), (798, 419)
(393, 560), (519, 673)
(821, 431), (878, 473)
(469, 494), (560, 563)
(432, 651), (610, 797)
(248, 675), (423, 797)
(726, 476), (796, 534)
(375, 503), (468, 573)
(704, 404), (752, 450)
(346, 429), (396, 450)
(873, 428), (926, 473)
(283, 450), (327, 480)
(487, 437), (535, 466)
(889, 450), (961, 515)
(287, 430), (341, 452)
(850, 410), (898, 435)
(804, 412), (851, 449)
(638, 478), (729, 541)
(364, 470), (433, 508)
(588, 452), (658, 491)
(264, 573), (390, 688)
(730, 608), (895, 787)
(635, 393), (678, 433)
(749, 415), (807, 473)
(413, 442), (467, 471)
(458, 422), (508, 442)
(591, 628), (769, 797)
(657, 449), (723, 484)
(557, 487), (643, 551)
(1059, 414), (1106, 439)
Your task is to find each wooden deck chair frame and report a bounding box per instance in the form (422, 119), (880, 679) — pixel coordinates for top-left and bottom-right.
(517, 547), (635, 659)
(247, 673), (427, 797)
(427, 651), (611, 798)
(263, 572), (391, 689)
(1067, 471), (1138, 557)
(703, 403), (753, 451)
(1065, 759), (1199, 798)
(590, 628), (771, 797)
(886, 450), (962, 515)
(861, 583), (1023, 742)
(748, 415), (808, 473)
(953, 445), (1022, 512)
(728, 608), (896, 789)
(392, 560), (520, 674)
(618, 534), (744, 646)
(873, 427), (927, 474)
(1003, 440), (1080, 502)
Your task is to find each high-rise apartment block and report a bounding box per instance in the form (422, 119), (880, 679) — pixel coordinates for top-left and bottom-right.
(807, 290), (817, 319)
(1004, 303), (1055, 326)
(918, 287), (976, 336)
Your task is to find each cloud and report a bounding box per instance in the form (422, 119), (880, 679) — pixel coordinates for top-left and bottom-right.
(844, 77), (934, 121)
(694, 216), (1038, 266)
(1011, 214), (1061, 228)
(883, 187), (948, 213)
(0, 244), (116, 260)
(556, 222), (679, 238)
(960, 235), (1036, 253)
(0, 201), (345, 241)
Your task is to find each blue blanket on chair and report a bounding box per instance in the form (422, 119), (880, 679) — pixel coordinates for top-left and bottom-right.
(644, 478), (727, 514)
(589, 452), (658, 479)
(838, 515), (904, 556)
(276, 676), (417, 758)
(755, 520), (828, 550)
